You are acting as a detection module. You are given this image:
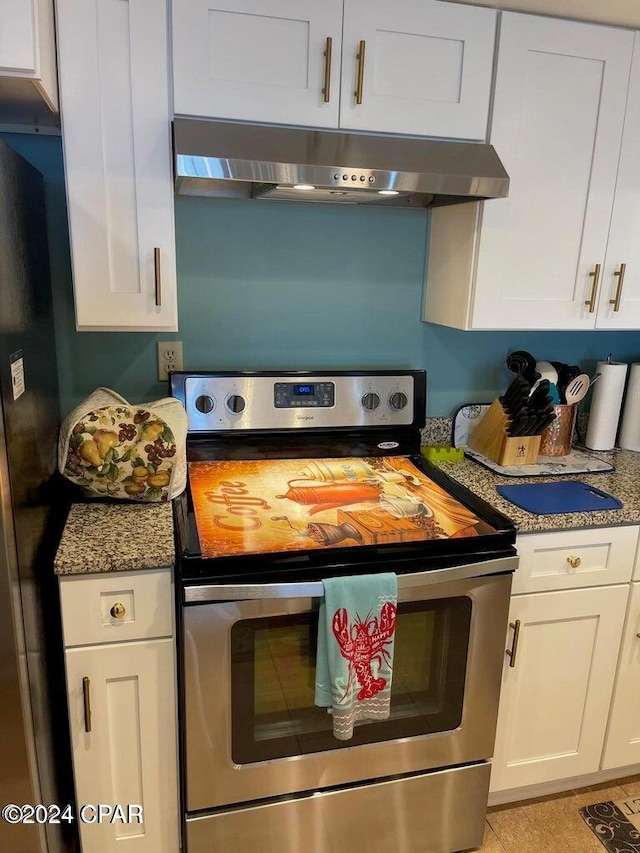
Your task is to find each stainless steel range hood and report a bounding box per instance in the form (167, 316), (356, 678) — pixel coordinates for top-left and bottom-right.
(173, 119), (509, 208)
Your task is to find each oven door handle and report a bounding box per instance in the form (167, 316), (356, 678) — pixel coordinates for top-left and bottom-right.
(183, 555), (517, 603)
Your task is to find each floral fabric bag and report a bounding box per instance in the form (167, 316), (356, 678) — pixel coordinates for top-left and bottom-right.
(58, 388), (187, 501)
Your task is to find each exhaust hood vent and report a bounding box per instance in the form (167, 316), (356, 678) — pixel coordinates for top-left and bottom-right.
(173, 119), (509, 209)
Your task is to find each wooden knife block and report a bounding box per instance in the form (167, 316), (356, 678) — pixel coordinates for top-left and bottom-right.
(468, 399), (541, 466)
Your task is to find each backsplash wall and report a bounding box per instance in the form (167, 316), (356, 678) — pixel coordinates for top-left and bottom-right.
(6, 133), (640, 420)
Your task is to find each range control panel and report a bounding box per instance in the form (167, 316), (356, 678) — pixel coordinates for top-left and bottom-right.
(174, 371), (425, 433)
(274, 382), (335, 408)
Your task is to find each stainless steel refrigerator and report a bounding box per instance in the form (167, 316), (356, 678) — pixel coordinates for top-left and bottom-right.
(0, 141), (75, 853)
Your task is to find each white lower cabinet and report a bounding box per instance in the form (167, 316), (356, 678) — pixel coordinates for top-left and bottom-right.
(490, 584), (628, 793)
(65, 640), (178, 853)
(60, 569), (179, 853)
(602, 582), (640, 770)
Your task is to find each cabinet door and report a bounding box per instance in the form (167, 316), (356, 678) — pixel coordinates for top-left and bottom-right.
(602, 583), (640, 769)
(470, 13), (633, 330)
(0, 0), (58, 112)
(0, 0), (37, 73)
(339, 0), (495, 140)
(172, 0), (343, 127)
(598, 34), (640, 330)
(56, 0), (178, 331)
(65, 639), (178, 853)
(490, 585), (627, 793)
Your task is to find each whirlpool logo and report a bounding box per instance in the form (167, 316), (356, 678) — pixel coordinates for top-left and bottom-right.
(296, 414), (315, 421)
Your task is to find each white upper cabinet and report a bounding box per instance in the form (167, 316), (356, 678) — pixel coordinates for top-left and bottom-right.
(0, 0), (58, 123)
(597, 34), (640, 329)
(424, 13), (634, 330)
(56, 0), (178, 332)
(172, 0), (496, 139)
(339, 0), (495, 140)
(172, 0), (343, 128)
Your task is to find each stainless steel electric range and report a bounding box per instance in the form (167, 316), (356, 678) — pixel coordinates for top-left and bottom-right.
(170, 370), (517, 853)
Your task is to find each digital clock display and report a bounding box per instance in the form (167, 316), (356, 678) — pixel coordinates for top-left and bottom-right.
(294, 384), (314, 396)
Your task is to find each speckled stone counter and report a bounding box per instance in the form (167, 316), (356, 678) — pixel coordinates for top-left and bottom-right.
(435, 449), (640, 533)
(54, 502), (175, 574)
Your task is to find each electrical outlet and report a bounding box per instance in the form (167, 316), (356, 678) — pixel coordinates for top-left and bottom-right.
(157, 341), (183, 381)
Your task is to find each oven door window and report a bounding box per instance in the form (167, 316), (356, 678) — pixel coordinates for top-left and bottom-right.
(230, 598), (472, 764)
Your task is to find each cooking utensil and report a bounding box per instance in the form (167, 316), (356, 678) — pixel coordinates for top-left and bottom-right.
(548, 382), (561, 404)
(531, 408), (557, 435)
(534, 360), (558, 386)
(564, 374), (590, 404)
(503, 370), (562, 436)
(501, 374), (529, 409)
(555, 364), (581, 403)
(506, 350), (537, 382)
(528, 379), (551, 409)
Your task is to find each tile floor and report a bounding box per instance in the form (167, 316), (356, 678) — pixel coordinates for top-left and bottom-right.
(482, 776), (640, 852)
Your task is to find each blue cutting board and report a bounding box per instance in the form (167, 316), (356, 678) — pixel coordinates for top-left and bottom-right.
(496, 481), (622, 515)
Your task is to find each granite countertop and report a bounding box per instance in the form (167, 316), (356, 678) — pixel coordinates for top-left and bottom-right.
(53, 440), (640, 573)
(435, 449), (640, 534)
(54, 502), (175, 575)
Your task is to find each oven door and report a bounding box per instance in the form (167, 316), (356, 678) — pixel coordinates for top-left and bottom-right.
(182, 557), (515, 812)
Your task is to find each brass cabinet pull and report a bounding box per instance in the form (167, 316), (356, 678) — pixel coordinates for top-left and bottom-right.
(610, 263), (626, 312)
(636, 633), (640, 640)
(585, 263), (601, 313)
(354, 40), (366, 104)
(566, 555), (581, 569)
(82, 677), (92, 733)
(322, 37), (332, 103)
(506, 620), (521, 668)
(154, 247), (162, 307)
(110, 602), (126, 619)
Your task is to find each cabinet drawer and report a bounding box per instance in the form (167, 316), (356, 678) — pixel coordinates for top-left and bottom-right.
(60, 569), (173, 647)
(513, 527), (639, 594)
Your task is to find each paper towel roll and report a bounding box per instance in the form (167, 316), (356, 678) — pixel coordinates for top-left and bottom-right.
(585, 361), (628, 450)
(619, 363), (640, 451)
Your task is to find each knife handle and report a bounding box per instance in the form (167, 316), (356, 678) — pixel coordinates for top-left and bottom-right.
(534, 412), (557, 435)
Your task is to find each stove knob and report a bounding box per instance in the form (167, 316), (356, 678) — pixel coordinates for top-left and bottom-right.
(194, 395), (214, 414)
(227, 394), (246, 414)
(389, 392), (408, 411)
(361, 392), (380, 411)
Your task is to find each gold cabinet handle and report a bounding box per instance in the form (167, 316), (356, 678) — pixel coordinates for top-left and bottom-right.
(354, 40), (366, 105)
(506, 620), (521, 668)
(585, 263), (601, 313)
(322, 37), (332, 103)
(154, 247), (162, 307)
(566, 555), (581, 569)
(610, 263), (626, 312)
(82, 677), (92, 733)
(110, 602), (126, 619)
(636, 633), (640, 639)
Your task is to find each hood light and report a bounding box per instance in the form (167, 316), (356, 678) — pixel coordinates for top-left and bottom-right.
(378, 190), (399, 196)
(293, 184), (315, 191)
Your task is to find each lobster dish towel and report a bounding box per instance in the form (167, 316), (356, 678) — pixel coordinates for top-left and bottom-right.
(315, 572), (397, 740)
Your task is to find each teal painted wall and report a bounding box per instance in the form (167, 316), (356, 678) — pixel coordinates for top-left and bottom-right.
(4, 134), (640, 419)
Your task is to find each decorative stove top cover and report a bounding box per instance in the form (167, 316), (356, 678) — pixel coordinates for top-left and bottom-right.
(188, 456), (497, 558)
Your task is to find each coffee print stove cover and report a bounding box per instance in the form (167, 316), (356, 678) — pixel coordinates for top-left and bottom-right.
(188, 456), (497, 558)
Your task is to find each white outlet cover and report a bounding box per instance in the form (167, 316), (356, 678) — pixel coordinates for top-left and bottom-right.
(157, 341), (183, 381)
